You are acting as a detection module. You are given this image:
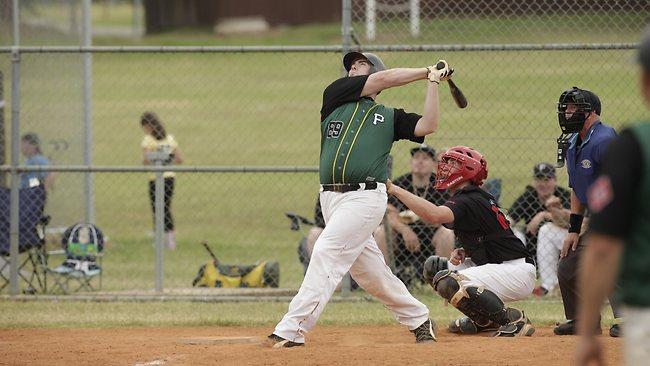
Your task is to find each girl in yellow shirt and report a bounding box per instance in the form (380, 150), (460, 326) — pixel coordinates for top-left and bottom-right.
(140, 112), (183, 249)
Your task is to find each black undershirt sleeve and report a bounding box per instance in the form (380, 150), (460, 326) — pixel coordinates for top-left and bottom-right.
(393, 108), (424, 142)
(588, 129), (643, 239)
(320, 75), (369, 121)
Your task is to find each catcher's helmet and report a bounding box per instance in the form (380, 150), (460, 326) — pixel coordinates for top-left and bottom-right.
(343, 51), (387, 74)
(434, 146), (488, 190)
(557, 87), (601, 134)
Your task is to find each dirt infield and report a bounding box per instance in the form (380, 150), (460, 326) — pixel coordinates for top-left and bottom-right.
(0, 325), (621, 365)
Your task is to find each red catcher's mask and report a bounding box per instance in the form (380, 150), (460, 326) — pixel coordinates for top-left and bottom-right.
(434, 146), (488, 190)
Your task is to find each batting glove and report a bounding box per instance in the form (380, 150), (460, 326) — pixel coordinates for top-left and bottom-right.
(426, 60), (454, 83)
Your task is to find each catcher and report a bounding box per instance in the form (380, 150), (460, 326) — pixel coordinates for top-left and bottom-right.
(387, 146), (536, 336)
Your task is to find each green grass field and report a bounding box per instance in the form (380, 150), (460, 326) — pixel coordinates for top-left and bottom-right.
(0, 7), (645, 329)
(0, 294), (617, 329)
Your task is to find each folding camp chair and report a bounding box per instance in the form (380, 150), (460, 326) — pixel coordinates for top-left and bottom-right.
(0, 185), (49, 294)
(48, 223), (104, 294)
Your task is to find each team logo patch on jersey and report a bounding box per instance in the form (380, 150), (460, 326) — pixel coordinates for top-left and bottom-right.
(581, 159), (592, 169)
(326, 121), (343, 138)
(587, 175), (613, 213)
(372, 113), (385, 125)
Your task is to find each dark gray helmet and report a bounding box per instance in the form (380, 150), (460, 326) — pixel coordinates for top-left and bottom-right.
(343, 51), (387, 74)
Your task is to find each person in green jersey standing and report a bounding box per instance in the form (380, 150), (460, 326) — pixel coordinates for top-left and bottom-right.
(267, 52), (453, 347)
(575, 26), (650, 365)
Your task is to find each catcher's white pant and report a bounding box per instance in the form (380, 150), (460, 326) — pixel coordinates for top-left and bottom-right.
(448, 257), (535, 302)
(536, 222), (568, 292)
(273, 184), (429, 343)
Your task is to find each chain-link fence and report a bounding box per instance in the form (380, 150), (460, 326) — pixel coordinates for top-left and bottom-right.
(1, 0), (647, 297)
(343, 0), (648, 296)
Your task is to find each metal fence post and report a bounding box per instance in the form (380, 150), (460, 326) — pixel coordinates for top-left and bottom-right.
(154, 161), (164, 293)
(82, 0), (95, 224)
(145, 151), (168, 293)
(8, 0), (20, 296)
(342, 0), (352, 54)
(340, 0), (353, 295)
(0, 71), (5, 187)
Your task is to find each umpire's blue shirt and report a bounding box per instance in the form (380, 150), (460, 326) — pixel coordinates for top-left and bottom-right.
(566, 120), (617, 205)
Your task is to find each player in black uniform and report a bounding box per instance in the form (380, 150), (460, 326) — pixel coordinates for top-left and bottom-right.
(387, 146), (536, 337)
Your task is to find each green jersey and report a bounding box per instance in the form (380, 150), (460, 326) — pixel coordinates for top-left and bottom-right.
(588, 121), (650, 306)
(319, 75), (424, 184)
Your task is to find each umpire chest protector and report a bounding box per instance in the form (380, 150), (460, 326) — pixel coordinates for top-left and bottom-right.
(320, 98), (395, 184)
(566, 121), (617, 205)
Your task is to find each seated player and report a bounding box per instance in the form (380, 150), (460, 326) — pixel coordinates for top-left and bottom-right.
(387, 146), (536, 337)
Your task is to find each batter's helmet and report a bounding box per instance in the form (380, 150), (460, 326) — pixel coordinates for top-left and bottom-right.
(343, 51), (387, 74)
(557, 87), (601, 134)
(434, 146), (488, 190)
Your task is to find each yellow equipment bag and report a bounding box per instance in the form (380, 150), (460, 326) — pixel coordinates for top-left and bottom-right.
(192, 242), (280, 288)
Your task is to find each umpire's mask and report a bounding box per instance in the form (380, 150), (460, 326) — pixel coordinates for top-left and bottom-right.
(557, 87), (601, 134)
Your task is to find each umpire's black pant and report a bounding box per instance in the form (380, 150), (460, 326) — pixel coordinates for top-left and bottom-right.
(148, 177), (175, 232)
(557, 241), (622, 321)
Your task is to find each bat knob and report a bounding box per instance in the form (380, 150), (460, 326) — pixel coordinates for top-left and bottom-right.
(436, 61), (446, 70)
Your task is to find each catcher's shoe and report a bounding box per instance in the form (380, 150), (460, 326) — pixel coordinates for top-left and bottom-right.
(449, 317), (499, 334)
(265, 334), (304, 348)
(411, 319), (437, 343)
(494, 310), (535, 337)
(609, 323), (622, 337)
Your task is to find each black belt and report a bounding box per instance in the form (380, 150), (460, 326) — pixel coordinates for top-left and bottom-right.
(321, 181), (378, 193)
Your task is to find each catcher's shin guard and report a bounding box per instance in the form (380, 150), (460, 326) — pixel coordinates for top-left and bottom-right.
(423, 256), (448, 285)
(432, 269), (510, 327)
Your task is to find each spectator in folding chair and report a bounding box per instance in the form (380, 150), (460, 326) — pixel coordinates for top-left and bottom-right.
(50, 223), (105, 293)
(20, 133), (54, 194)
(508, 163), (570, 267)
(0, 184), (48, 293)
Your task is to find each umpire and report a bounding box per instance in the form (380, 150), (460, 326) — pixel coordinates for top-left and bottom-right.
(575, 26), (650, 365)
(554, 86), (622, 337)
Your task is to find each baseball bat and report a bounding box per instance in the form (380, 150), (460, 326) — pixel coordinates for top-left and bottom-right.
(435, 61), (468, 109)
(201, 241), (219, 263)
(447, 79), (468, 109)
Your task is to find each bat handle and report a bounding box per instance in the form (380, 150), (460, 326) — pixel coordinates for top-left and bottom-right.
(202, 241), (219, 263)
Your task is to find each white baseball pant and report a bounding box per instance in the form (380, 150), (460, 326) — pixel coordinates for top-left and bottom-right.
(448, 257), (536, 302)
(536, 222), (568, 292)
(273, 184), (429, 343)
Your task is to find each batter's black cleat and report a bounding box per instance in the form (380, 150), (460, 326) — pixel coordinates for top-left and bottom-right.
(494, 310), (535, 337)
(609, 323), (622, 337)
(265, 334), (305, 348)
(449, 317), (499, 334)
(411, 319), (437, 343)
